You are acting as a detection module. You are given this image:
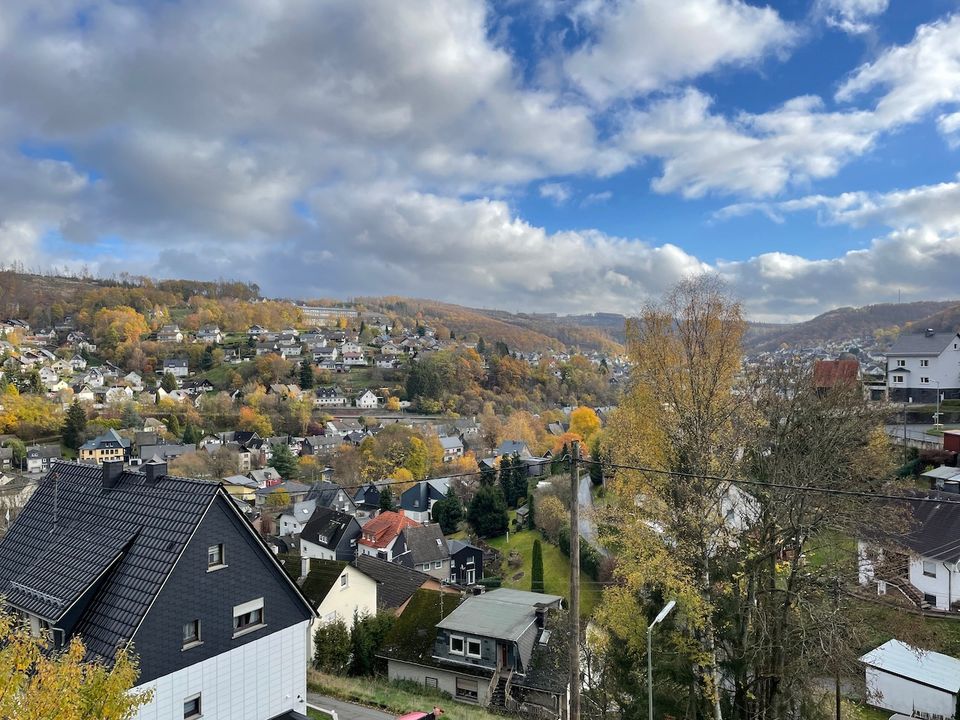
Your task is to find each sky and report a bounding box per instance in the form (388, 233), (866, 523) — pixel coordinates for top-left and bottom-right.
(2, 0), (960, 322)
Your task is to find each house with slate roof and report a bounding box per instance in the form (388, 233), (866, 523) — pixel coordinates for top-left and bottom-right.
(307, 481), (358, 515)
(886, 329), (960, 403)
(0, 459), (315, 720)
(353, 555), (457, 614)
(384, 588), (568, 716)
(394, 524), (450, 580)
(299, 506), (362, 562)
(78, 428), (131, 465)
(448, 539), (484, 585)
(399, 478), (450, 523)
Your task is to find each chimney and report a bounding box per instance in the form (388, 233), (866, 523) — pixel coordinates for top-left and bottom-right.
(102, 460), (124, 491)
(534, 604), (547, 629)
(144, 458), (167, 485)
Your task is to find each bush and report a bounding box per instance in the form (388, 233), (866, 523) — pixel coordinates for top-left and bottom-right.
(477, 576), (502, 589)
(531, 540), (544, 593)
(314, 619), (351, 674)
(534, 494), (568, 542)
(349, 612), (395, 676)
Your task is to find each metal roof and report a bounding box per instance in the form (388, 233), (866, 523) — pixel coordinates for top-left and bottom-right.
(920, 465), (960, 481)
(437, 588), (562, 642)
(887, 332), (960, 357)
(860, 639), (960, 693)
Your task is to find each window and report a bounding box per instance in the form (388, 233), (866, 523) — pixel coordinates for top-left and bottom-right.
(923, 593), (937, 606)
(434, 561), (443, 569)
(183, 694), (201, 720)
(466, 639), (482, 659)
(921, 359), (930, 367)
(425, 677), (439, 689)
(920, 376), (930, 384)
(465, 568), (476, 585)
(207, 544), (225, 570)
(449, 635), (464, 655)
(233, 598), (265, 636)
(182, 620), (201, 649)
(896, 359), (906, 367)
(892, 375), (904, 384)
(923, 561), (937, 578)
(340, 574), (349, 589)
(450, 571), (457, 583)
(456, 677), (479, 702)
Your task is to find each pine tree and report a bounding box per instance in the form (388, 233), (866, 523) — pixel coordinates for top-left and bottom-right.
(467, 485), (509, 538)
(269, 442), (299, 480)
(182, 422), (203, 446)
(61, 400), (87, 451)
(167, 414), (182, 438)
(160, 371), (178, 392)
(379, 486), (395, 512)
(531, 539), (545, 593)
(299, 361), (314, 389)
(477, 337), (486, 355)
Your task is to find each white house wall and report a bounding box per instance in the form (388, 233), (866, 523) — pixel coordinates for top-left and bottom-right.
(908, 556), (960, 611)
(131, 620), (310, 720)
(308, 566), (377, 660)
(300, 538), (336, 561)
(865, 666), (957, 718)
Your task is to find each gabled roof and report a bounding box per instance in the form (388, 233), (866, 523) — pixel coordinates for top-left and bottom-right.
(860, 639), (960, 693)
(887, 331), (960, 357)
(79, 428), (130, 451)
(898, 491), (960, 563)
(813, 359), (860, 388)
(438, 436), (463, 450)
(399, 524), (449, 564)
(447, 539), (481, 555)
(307, 481), (355, 509)
(497, 440), (532, 458)
(299, 559), (348, 606)
(353, 555), (432, 610)
(300, 506), (357, 550)
(399, 478), (449, 512)
(358, 511), (418, 549)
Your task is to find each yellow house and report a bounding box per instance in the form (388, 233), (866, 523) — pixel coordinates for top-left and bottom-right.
(78, 429), (130, 465)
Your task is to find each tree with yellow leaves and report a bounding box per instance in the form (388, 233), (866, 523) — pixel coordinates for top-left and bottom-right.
(568, 406), (601, 443)
(0, 607), (150, 719)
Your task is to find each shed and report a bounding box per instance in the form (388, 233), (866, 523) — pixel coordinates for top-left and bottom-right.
(860, 639), (960, 717)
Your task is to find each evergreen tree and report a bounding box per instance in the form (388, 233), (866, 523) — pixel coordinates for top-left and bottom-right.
(160, 371), (178, 392)
(61, 400), (87, 451)
(499, 454), (515, 506)
(299, 361), (314, 389)
(167, 414), (182, 438)
(200, 347), (214, 371)
(313, 619), (351, 674)
(476, 337), (486, 355)
(467, 485), (509, 538)
(269, 442), (299, 480)
(432, 488), (464, 534)
(379, 486), (395, 512)
(589, 435), (604, 486)
(182, 422), (203, 446)
(512, 454), (529, 506)
(531, 539), (545, 593)
(527, 492), (535, 528)
(495, 340), (509, 357)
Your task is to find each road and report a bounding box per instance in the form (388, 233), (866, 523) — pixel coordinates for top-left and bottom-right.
(578, 472), (609, 556)
(307, 694), (396, 720)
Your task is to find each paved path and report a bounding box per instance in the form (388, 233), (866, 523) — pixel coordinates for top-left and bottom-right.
(307, 694), (396, 720)
(577, 472), (609, 557)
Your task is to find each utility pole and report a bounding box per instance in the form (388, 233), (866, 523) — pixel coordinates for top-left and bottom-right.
(834, 577), (841, 720)
(569, 441), (580, 720)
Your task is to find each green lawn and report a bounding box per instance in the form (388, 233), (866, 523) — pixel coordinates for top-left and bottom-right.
(308, 670), (503, 720)
(307, 708), (333, 720)
(854, 597), (960, 656)
(486, 527), (602, 618)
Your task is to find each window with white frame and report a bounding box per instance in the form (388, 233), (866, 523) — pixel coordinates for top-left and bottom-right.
(183, 694), (201, 720)
(182, 619), (201, 648)
(896, 359), (906, 367)
(233, 597), (265, 635)
(892, 375), (904, 384)
(434, 560), (443, 569)
(207, 543), (225, 570)
(449, 635), (464, 655)
(340, 573), (349, 589)
(466, 639), (482, 659)
(921, 377), (930, 384)
(923, 560), (937, 578)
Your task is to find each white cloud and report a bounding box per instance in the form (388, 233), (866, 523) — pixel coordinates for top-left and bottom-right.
(582, 191), (613, 206)
(539, 182), (572, 204)
(565, 0), (795, 103)
(816, 0), (889, 34)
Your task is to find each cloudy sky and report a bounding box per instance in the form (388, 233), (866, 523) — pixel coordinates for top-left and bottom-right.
(2, 0), (960, 321)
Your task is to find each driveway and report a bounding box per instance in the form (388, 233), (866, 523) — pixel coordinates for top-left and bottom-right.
(578, 472), (609, 556)
(307, 694), (396, 720)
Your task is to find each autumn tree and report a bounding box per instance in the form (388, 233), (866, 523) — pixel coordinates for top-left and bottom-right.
(238, 406), (274, 437)
(0, 607), (151, 719)
(266, 488), (291, 508)
(568, 406), (601, 443)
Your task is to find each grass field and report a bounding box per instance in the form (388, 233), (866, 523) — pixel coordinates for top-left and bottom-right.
(308, 670), (502, 720)
(486, 527), (602, 617)
(306, 708), (333, 720)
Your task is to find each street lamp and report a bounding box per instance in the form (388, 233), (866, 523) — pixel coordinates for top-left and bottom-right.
(934, 380), (942, 428)
(647, 599), (676, 720)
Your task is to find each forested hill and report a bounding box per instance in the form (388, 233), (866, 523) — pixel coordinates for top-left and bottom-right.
(742, 301), (960, 352)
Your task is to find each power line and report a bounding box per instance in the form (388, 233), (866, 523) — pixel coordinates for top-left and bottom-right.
(580, 458), (960, 506)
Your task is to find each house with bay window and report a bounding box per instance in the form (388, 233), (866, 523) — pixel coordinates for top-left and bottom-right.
(0, 459), (315, 720)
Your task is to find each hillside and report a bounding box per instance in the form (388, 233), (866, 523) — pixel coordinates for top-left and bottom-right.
(742, 301), (960, 352)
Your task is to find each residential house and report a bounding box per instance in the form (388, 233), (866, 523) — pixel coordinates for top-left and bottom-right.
(858, 490), (960, 611)
(448, 540), (484, 585)
(439, 436), (464, 462)
(353, 555), (456, 614)
(157, 324), (184, 343)
(353, 482), (383, 516)
(399, 478), (450, 523)
(222, 475), (259, 504)
(308, 481), (359, 515)
(24, 445), (61, 474)
(886, 330), (960, 403)
(355, 390), (379, 409)
(395, 524), (450, 580)
(0, 460), (315, 720)
(357, 511), (418, 562)
(247, 325), (269, 337)
(342, 350), (366, 366)
(313, 347), (339, 364)
(277, 499), (317, 537)
(248, 467), (283, 488)
(78, 428), (131, 465)
(161, 357), (189, 379)
(385, 588), (568, 716)
(299, 506), (362, 562)
(300, 435), (341, 457)
(255, 480), (311, 507)
(197, 324), (223, 344)
(326, 418), (363, 437)
(0, 446), (12, 471)
(138, 442), (196, 464)
(314, 386), (348, 407)
(300, 559), (377, 659)
(860, 639), (960, 718)
(72, 383), (95, 404)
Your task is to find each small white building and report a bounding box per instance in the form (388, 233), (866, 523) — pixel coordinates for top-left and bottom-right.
(860, 639), (960, 718)
(355, 390), (379, 409)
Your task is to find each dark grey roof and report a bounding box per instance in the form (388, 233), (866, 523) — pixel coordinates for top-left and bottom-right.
(399, 478), (449, 512)
(399, 524), (449, 564)
(447, 539), (480, 555)
(79, 428), (130, 451)
(0, 461), (220, 662)
(353, 554), (431, 610)
(900, 491), (960, 563)
(308, 481), (354, 509)
(300, 507), (356, 550)
(26, 445), (62, 459)
(888, 331), (960, 356)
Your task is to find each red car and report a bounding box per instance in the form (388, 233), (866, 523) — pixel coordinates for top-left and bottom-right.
(396, 708), (443, 720)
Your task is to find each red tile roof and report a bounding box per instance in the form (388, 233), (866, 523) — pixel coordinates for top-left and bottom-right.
(813, 359), (860, 388)
(359, 511), (418, 549)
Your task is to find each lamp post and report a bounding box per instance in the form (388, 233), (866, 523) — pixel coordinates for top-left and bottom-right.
(934, 380), (942, 428)
(647, 600), (676, 720)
